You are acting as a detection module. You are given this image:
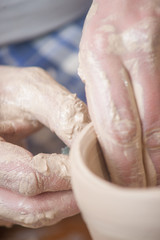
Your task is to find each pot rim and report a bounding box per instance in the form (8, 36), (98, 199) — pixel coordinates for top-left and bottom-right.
(71, 122), (160, 199)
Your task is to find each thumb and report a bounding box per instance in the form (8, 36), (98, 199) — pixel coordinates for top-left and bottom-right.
(0, 66), (90, 147)
(0, 139), (71, 196)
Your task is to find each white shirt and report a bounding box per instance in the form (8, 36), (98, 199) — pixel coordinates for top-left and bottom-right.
(0, 0), (91, 45)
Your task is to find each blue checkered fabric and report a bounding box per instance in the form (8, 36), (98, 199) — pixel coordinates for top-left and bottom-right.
(0, 15), (86, 102)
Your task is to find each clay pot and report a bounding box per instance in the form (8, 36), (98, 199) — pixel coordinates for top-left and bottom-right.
(70, 123), (160, 240)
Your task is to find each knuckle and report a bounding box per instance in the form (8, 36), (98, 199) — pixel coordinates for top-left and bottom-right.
(144, 128), (160, 150)
(18, 171), (40, 196)
(122, 18), (160, 55)
(111, 119), (138, 145)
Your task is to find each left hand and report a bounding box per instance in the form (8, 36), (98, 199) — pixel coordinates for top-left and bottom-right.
(0, 66), (90, 228)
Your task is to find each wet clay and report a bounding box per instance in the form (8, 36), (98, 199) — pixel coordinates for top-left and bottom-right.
(0, 66), (89, 227)
(0, 66), (90, 146)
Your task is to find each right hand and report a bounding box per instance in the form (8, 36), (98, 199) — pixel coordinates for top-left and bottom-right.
(79, 0), (160, 187)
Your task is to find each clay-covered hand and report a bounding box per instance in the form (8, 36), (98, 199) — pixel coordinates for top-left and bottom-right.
(0, 66), (90, 228)
(79, 0), (160, 187)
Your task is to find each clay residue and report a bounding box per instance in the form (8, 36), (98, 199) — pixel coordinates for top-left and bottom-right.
(58, 93), (90, 144)
(104, 17), (160, 56)
(18, 172), (38, 196)
(99, 24), (115, 33)
(0, 202), (57, 228)
(32, 153), (70, 179)
(85, 1), (98, 22)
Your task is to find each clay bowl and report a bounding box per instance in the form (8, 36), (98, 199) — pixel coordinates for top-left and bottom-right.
(70, 123), (160, 240)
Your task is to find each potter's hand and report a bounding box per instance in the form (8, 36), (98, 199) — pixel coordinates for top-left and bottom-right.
(79, 0), (160, 187)
(0, 66), (90, 228)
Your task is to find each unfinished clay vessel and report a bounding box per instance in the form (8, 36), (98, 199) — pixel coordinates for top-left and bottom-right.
(70, 123), (160, 240)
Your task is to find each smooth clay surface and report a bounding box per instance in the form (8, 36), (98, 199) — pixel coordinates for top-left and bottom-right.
(70, 123), (160, 240)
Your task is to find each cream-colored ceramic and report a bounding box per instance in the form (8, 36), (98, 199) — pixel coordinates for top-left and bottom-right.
(70, 123), (160, 240)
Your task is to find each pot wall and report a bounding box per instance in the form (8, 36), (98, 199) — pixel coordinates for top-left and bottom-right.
(70, 123), (160, 240)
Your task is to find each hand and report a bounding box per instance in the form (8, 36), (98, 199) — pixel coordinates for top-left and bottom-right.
(79, 0), (160, 187)
(0, 66), (90, 227)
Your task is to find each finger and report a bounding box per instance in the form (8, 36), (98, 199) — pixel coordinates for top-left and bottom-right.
(79, 20), (146, 187)
(120, 16), (160, 186)
(0, 66), (90, 146)
(0, 140), (72, 196)
(127, 53), (160, 186)
(0, 90), (42, 142)
(0, 118), (42, 144)
(83, 57), (146, 187)
(0, 188), (79, 228)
